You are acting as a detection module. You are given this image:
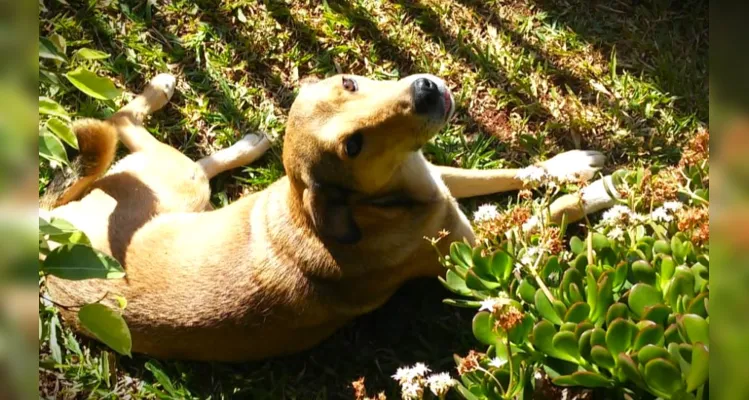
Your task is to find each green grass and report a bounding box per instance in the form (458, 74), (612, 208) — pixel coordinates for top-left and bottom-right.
(39, 0), (707, 398)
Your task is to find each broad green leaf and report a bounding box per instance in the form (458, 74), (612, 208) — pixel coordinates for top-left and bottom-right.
(564, 302), (590, 323)
(473, 312), (501, 345)
(677, 314), (709, 345)
(613, 261), (628, 290)
(40, 217), (91, 246)
(687, 293), (708, 317)
(535, 289), (563, 325)
(532, 321), (575, 362)
(591, 233), (610, 250)
(633, 321), (665, 350)
(654, 240), (671, 255)
(449, 241), (473, 269)
(590, 345), (615, 369)
(570, 236), (584, 254)
(42, 244), (125, 280)
(145, 361), (179, 397)
(517, 278), (536, 304)
(642, 304), (671, 326)
(65, 68), (122, 100)
(74, 48), (110, 60)
(568, 283), (584, 304)
(606, 303), (629, 327)
(39, 129), (68, 164)
(638, 344), (671, 365)
(39, 97), (70, 119)
(606, 318), (637, 356)
(686, 343), (708, 392)
(578, 329), (593, 360)
(508, 313), (534, 345)
(78, 303), (132, 356)
(552, 331), (581, 361)
(618, 353), (648, 389)
(632, 260), (656, 285)
(489, 250), (512, 282)
(39, 36), (67, 62)
(46, 118), (78, 149)
(590, 327), (606, 347)
(643, 358), (683, 398)
(629, 283), (663, 318)
(439, 270), (471, 296)
(667, 267), (695, 306)
(465, 269), (492, 290)
(553, 371), (613, 388)
(585, 272), (598, 319)
(49, 314), (63, 364)
(664, 323), (682, 345)
(658, 256), (676, 290)
(592, 271), (614, 322)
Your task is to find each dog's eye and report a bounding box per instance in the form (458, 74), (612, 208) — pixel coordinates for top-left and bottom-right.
(342, 76), (358, 92)
(344, 132), (363, 158)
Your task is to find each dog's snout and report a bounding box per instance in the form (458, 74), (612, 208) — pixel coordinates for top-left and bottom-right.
(412, 77), (441, 114)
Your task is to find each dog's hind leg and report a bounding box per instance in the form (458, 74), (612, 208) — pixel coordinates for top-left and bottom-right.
(108, 73), (176, 153)
(197, 133), (271, 179)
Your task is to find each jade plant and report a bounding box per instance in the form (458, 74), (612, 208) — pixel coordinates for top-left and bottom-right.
(421, 132), (709, 400)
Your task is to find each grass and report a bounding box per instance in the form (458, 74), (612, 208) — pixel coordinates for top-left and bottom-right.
(38, 0), (707, 398)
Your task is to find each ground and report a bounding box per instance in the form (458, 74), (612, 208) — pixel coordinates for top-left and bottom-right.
(38, 0), (707, 398)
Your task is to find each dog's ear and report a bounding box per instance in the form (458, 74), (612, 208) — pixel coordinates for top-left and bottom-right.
(305, 182), (361, 244)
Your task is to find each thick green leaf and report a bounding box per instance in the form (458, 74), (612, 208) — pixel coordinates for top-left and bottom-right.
(590, 345), (615, 369)
(39, 36), (67, 62)
(618, 353), (647, 388)
(632, 260), (656, 285)
(686, 343), (709, 392)
(606, 303), (630, 327)
(42, 244), (125, 280)
(531, 321), (574, 362)
(606, 318), (638, 356)
(654, 240), (671, 255)
(585, 272), (598, 319)
(664, 324), (682, 345)
(508, 313), (534, 345)
(570, 235), (584, 254)
(667, 267), (696, 307)
(642, 304), (671, 326)
(65, 68), (122, 100)
(517, 278), (536, 304)
(489, 251), (512, 282)
(568, 283), (584, 304)
(643, 358), (683, 398)
(439, 270), (471, 296)
(450, 241), (473, 269)
(78, 304), (132, 356)
(592, 271), (614, 323)
(39, 97), (70, 119)
(590, 328), (606, 347)
(553, 371), (613, 388)
(658, 256), (676, 290)
(634, 321), (665, 350)
(638, 344), (671, 365)
(74, 48), (111, 60)
(629, 283), (663, 318)
(564, 302), (590, 323)
(591, 233), (610, 250)
(49, 314), (62, 364)
(39, 130), (68, 164)
(561, 268), (582, 297)
(671, 236), (686, 264)
(145, 361), (179, 397)
(40, 217), (91, 246)
(472, 312), (501, 345)
(578, 329), (593, 360)
(535, 289), (563, 325)
(46, 118), (78, 149)
(553, 331), (581, 361)
(613, 261), (628, 290)
(465, 269), (494, 290)
(687, 293), (708, 317)
(677, 314), (709, 345)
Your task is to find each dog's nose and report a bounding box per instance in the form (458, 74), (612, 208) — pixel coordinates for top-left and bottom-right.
(412, 77), (441, 114)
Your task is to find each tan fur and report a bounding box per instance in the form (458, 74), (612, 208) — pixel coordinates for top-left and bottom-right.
(44, 74), (604, 361)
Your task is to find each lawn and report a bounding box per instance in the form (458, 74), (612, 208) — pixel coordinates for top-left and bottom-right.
(38, 0), (708, 398)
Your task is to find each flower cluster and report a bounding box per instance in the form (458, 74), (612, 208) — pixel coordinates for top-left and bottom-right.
(457, 350), (482, 375)
(393, 363), (455, 399)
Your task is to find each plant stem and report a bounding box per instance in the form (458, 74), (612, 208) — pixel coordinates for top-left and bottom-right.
(530, 251), (556, 303)
(505, 336), (514, 393)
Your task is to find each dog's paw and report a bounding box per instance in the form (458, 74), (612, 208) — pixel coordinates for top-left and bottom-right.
(540, 150), (605, 181)
(148, 73), (177, 101)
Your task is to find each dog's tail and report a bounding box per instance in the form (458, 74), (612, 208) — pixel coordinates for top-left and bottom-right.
(40, 119), (118, 210)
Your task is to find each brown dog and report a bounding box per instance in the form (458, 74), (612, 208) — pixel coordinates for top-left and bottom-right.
(43, 73), (616, 361)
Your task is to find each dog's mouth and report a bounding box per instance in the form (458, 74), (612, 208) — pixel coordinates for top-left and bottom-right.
(443, 90), (453, 121)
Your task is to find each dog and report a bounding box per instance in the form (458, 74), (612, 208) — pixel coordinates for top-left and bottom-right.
(43, 73), (617, 361)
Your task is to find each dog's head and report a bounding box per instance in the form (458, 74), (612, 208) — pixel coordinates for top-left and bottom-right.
(283, 74), (454, 244)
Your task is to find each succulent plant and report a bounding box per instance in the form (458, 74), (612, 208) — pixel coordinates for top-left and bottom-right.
(436, 163), (709, 400)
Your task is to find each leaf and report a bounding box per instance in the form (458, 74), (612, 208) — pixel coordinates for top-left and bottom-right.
(39, 97), (70, 119)
(453, 382), (480, 400)
(564, 302), (590, 323)
(517, 279), (536, 304)
(145, 361), (179, 397)
(46, 118), (78, 149)
(638, 344), (671, 365)
(570, 236), (584, 254)
(667, 267), (695, 307)
(658, 256), (676, 290)
(613, 261), (628, 290)
(450, 241), (473, 269)
(78, 303), (132, 356)
(74, 48), (110, 60)
(633, 321), (665, 350)
(439, 270), (471, 296)
(654, 240), (671, 255)
(578, 329), (593, 360)
(642, 304), (671, 326)
(643, 358), (683, 398)
(489, 250), (512, 282)
(591, 233), (610, 251)
(592, 271), (614, 323)
(472, 312), (501, 345)
(535, 289), (563, 325)
(39, 129), (68, 164)
(590, 327), (606, 347)
(677, 314), (709, 345)
(606, 303), (629, 327)
(65, 68), (122, 100)
(39, 36), (67, 62)
(42, 244), (125, 280)
(531, 321), (573, 362)
(629, 283), (663, 318)
(590, 345), (616, 369)
(552, 331), (581, 361)
(553, 371), (613, 388)
(465, 269), (491, 290)
(632, 260), (656, 285)
(49, 314), (63, 364)
(606, 318), (638, 356)
(687, 293), (708, 317)
(686, 343), (708, 392)
(508, 313), (534, 345)
(618, 353), (647, 389)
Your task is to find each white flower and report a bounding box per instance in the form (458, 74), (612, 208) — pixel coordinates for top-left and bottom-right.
(631, 213), (648, 224)
(663, 201), (683, 211)
(393, 363), (431, 384)
(426, 372), (455, 397)
(522, 215), (540, 232)
(515, 246), (544, 273)
(650, 207), (673, 222)
(601, 205), (632, 224)
(607, 227), (625, 241)
(473, 204), (500, 222)
(401, 381), (424, 400)
(488, 357), (507, 368)
(515, 165), (548, 186)
(479, 298), (499, 312)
